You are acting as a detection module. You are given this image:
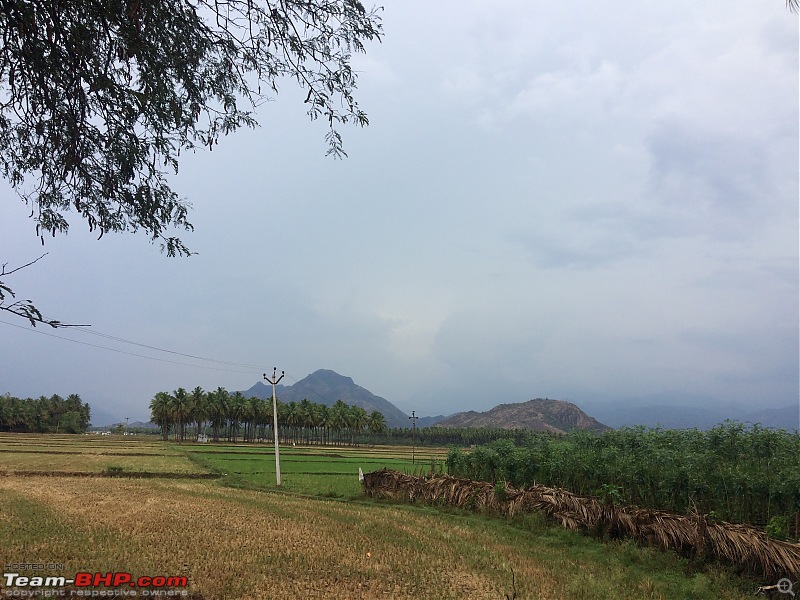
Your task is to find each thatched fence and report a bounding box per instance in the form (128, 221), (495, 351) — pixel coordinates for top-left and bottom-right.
(362, 468), (800, 580)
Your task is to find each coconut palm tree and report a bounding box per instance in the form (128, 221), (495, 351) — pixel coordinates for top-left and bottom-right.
(298, 398), (314, 444)
(348, 405), (367, 446)
(329, 400), (348, 446)
(367, 410), (387, 439)
(8, 397), (29, 431)
(150, 392), (173, 441)
(284, 401), (301, 444)
(207, 387), (229, 442)
(247, 396), (267, 441)
(239, 395), (256, 442)
(66, 393), (90, 431)
(189, 386), (207, 439)
(277, 399), (290, 443)
(307, 401), (324, 445)
(317, 404), (330, 445)
(227, 391), (246, 442)
(170, 387), (191, 442)
(0, 395), (10, 431)
(263, 395), (274, 440)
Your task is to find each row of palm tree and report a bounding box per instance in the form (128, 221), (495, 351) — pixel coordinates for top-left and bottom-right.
(149, 387), (387, 445)
(372, 426), (531, 447)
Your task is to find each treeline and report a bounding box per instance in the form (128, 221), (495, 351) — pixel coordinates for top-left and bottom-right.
(0, 393), (91, 433)
(446, 422), (800, 530)
(369, 426), (530, 447)
(150, 387), (387, 445)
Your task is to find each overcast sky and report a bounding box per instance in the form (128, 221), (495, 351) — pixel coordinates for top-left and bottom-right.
(1, 0), (797, 422)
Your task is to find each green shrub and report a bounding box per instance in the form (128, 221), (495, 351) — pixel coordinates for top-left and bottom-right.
(766, 515), (789, 540)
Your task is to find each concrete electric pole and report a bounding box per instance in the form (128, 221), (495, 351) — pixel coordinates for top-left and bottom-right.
(264, 367), (285, 486)
(409, 410), (418, 464)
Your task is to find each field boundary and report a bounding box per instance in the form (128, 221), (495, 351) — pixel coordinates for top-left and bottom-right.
(362, 468), (800, 580)
(0, 469), (221, 479)
(0, 449), (166, 456)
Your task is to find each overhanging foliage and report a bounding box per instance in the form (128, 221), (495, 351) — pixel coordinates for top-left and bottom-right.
(0, 0), (382, 254)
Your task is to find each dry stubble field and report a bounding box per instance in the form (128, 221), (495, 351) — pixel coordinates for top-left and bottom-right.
(0, 433), (757, 599)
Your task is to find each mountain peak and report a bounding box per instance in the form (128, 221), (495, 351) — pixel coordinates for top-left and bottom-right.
(308, 369), (354, 385)
(240, 369), (409, 428)
(437, 398), (610, 434)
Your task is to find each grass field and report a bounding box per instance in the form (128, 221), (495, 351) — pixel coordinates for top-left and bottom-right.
(0, 433), (765, 599)
(186, 444), (448, 497)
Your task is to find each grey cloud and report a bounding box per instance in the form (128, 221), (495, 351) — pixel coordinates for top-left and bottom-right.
(511, 227), (638, 270)
(646, 120), (773, 226)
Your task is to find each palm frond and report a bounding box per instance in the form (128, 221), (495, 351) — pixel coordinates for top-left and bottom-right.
(362, 469), (800, 579)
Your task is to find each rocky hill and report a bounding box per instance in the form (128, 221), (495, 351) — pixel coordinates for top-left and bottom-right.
(241, 369), (410, 428)
(436, 398), (611, 434)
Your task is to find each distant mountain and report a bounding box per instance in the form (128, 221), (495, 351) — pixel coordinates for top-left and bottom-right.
(590, 404), (729, 430)
(243, 381), (275, 400)
(436, 398), (611, 434)
(588, 395), (799, 431)
(416, 415), (446, 428)
(127, 421), (159, 429)
(88, 404), (123, 427)
(741, 405), (799, 431)
(241, 369), (411, 428)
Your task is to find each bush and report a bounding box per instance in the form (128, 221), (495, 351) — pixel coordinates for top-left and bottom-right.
(766, 516), (789, 541)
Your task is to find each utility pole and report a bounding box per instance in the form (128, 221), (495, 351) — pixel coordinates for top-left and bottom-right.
(409, 410), (418, 464)
(264, 367), (285, 486)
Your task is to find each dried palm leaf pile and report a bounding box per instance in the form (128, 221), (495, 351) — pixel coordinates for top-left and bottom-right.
(362, 468), (800, 580)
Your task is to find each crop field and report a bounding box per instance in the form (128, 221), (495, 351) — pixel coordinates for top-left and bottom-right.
(186, 444), (448, 497)
(0, 433), (764, 599)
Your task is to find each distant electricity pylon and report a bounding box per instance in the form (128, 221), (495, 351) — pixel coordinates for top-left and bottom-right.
(264, 367), (285, 486)
(409, 410), (418, 464)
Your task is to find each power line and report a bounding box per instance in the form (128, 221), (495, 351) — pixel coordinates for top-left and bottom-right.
(72, 327), (265, 369)
(0, 319), (257, 375)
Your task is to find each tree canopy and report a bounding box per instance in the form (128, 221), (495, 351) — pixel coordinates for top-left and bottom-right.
(0, 392), (91, 432)
(1, 0), (382, 251)
(150, 387), (388, 445)
(0, 0), (382, 325)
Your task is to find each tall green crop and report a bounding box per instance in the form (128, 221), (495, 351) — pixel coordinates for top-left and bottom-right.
(447, 422), (800, 530)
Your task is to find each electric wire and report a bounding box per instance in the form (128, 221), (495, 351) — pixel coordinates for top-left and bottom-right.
(0, 319), (257, 375)
(71, 327), (266, 369)
(1, 320), (381, 405)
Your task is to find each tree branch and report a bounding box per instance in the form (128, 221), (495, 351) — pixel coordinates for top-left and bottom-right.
(0, 255), (89, 328)
(0, 252), (49, 276)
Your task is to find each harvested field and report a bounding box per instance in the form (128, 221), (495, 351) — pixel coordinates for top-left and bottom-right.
(0, 434), (204, 475)
(0, 435), (762, 598)
(0, 475), (564, 599)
